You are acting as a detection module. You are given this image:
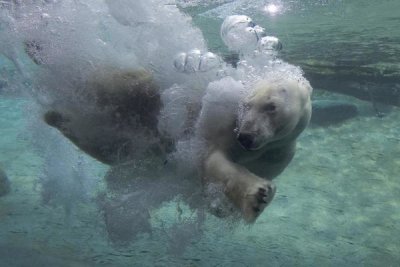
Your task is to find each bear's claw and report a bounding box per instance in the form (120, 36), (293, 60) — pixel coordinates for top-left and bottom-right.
(257, 187), (268, 203)
(253, 206), (261, 213)
(243, 182), (276, 223)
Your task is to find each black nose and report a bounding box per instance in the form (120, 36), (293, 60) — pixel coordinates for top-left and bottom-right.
(237, 133), (254, 150)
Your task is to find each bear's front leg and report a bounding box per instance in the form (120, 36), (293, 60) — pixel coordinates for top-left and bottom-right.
(203, 149), (276, 222)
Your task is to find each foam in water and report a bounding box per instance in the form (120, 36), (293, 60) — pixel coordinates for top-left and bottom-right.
(28, 104), (106, 219)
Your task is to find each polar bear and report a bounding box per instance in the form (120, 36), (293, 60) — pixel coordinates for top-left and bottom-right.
(42, 67), (312, 223)
(198, 76), (312, 222)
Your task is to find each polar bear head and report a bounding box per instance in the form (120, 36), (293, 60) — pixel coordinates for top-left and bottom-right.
(236, 77), (312, 150)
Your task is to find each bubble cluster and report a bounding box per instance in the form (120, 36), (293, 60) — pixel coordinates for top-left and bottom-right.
(257, 36), (282, 53)
(220, 15), (282, 56)
(220, 15), (263, 53)
(173, 49), (221, 73)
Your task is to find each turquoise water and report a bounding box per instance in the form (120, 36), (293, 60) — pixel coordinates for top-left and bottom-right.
(1, 1), (400, 266)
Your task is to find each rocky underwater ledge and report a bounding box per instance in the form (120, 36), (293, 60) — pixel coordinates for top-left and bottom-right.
(296, 61), (400, 107)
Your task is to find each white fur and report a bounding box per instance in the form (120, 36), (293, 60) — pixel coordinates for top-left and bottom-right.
(198, 75), (312, 222)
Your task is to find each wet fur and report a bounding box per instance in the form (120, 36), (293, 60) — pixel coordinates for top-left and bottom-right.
(43, 69), (170, 165)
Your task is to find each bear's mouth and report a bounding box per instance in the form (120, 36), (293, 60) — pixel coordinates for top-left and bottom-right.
(236, 133), (260, 151)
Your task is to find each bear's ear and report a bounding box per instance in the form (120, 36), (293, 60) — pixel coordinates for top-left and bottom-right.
(44, 110), (69, 129)
(301, 80), (313, 95)
(297, 80), (312, 107)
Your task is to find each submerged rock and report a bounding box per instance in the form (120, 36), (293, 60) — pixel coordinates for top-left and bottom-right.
(299, 61), (400, 107)
(311, 100), (358, 126)
(0, 168), (10, 197)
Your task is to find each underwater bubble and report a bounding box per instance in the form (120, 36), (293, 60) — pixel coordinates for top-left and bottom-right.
(220, 15), (263, 53)
(199, 52), (220, 71)
(253, 25), (266, 39)
(41, 13), (50, 20)
(173, 50), (202, 73)
(216, 69), (228, 78)
(220, 15), (253, 35)
(174, 50), (221, 73)
(185, 49), (202, 73)
(173, 52), (187, 72)
(254, 36), (282, 59)
(257, 36), (282, 53)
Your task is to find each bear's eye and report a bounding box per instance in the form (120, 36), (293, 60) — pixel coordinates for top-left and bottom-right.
(263, 103), (276, 113)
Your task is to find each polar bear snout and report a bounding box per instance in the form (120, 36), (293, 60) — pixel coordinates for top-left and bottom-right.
(237, 132), (256, 150)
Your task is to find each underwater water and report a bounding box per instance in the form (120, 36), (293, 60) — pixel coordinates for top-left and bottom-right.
(0, 0), (399, 266)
